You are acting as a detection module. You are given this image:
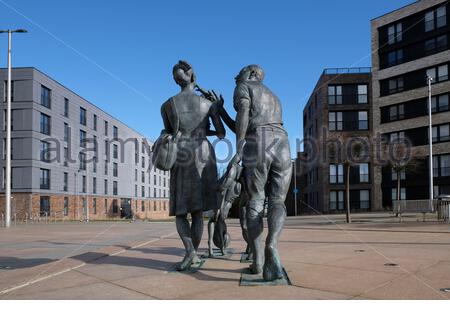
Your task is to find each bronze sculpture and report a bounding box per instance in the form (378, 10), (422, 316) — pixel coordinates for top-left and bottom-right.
(159, 61), (225, 271)
(231, 65), (292, 281)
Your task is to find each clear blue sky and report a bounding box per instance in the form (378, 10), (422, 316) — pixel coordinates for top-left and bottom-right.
(0, 0), (413, 159)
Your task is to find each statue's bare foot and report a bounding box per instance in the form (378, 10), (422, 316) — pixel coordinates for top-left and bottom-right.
(208, 246), (214, 257)
(177, 251), (197, 271)
(263, 246), (283, 281)
(247, 251), (254, 261)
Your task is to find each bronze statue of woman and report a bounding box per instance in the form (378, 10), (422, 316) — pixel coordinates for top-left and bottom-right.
(160, 61), (225, 271)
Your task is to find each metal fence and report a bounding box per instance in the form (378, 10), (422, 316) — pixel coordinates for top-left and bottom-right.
(392, 199), (437, 214)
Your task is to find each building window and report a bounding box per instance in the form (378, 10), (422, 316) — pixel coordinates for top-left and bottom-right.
(63, 172), (68, 191)
(427, 64), (449, 83)
(40, 113), (51, 135)
(79, 130), (86, 147)
(392, 187), (406, 201)
(79, 107), (87, 126)
(40, 85), (51, 108)
(113, 163), (118, 177)
(391, 168), (406, 181)
(425, 6), (447, 32)
(425, 35), (448, 55)
(359, 163), (369, 183)
(93, 114), (97, 131)
(104, 120), (108, 136)
(432, 123), (450, 143)
(389, 131), (405, 143)
(359, 190), (370, 209)
(358, 111), (368, 130)
(328, 85), (342, 105)
(113, 125), (118, 140)
(387, 49), (403, 67)
(40, 168), (50, 189)
(113, 181), (118, 195)
(388, 77), (404, 94)
(388, 22), (402, 44)
(142, 185), (145, 197)
(93, 198), (97, 214)
(82, 175), (86, 193)
(329, 164), (344, 184)
(104, 179), (108, 195)
(141, 171), (145, 183)
(104, 199), (108, 213)
(64, 98), (69, 117)
(431, 93), (449, 113)
(113, 144), (118, 159)
(135, 169), (138, 182)
(63, 197), (69, 216)
(64, 147), (69, 167)
(63, 123), (69, 142)
(142, 156), (145, 168)
(104, 161), (108, 175)
(104, 140), (109, 156)
(389, 104), (405, 121)
(434, 154), (450, 177)
(93, 177), (97, 194)
(79, 152), (87, 170)
(135, 185), (138, 197)
(40, 196), (50, 217)
(330, 191), (344, 210)
(40, 141), (51, 162)
(113, 199), (118, 214)
(3, 80), (15, 102)
(328, 112), (343, 131)
(357, 85), (368, 103)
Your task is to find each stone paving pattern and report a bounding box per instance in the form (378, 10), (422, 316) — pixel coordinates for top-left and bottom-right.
(0, 213), (449, 299)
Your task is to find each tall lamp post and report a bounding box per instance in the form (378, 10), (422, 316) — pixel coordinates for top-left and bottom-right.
(427, 75), (434, 213)
(0, 29), (27, 228)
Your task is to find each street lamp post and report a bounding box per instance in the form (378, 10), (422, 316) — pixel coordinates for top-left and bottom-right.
(427, 76), (434, 213)
(292, 159), (298, 216)
(0, 29), (27, 228)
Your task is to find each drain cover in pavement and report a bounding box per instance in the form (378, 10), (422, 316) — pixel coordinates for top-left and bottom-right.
(384, 263), (398, 267)
(440, 288), (450, 293)
(354, 250), (366, 253)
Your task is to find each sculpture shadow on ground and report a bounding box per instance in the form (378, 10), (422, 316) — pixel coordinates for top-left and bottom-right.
(69, 250), (244, 283)
(0, 256), (57, 269)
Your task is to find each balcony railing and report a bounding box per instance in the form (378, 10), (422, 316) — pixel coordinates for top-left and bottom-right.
(323, 67), (372, 75)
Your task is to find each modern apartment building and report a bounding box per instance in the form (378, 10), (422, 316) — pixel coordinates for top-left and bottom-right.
(0, 67), (170, 221)
(371, 0), (450, 208)
(300, 68), (378, 213)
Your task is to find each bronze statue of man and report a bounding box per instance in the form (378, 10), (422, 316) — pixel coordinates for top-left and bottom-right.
(233, 65), (292, 281)
(160, 60), (225, 271)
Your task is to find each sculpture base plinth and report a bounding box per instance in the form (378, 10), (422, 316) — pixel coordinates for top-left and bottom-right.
(166, 258), (205, 274)
(239, 268), (291, 286)
(201, 248), (234, 259)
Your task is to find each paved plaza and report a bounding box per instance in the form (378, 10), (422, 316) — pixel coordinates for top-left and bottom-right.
(0, 213), (450, 299)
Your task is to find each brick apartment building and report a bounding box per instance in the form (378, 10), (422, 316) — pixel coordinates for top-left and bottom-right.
(0, 67), (170, 221)
(296, 0), (450, 214)
(372, 0), (450, 207)
(299, 68), (377, 214)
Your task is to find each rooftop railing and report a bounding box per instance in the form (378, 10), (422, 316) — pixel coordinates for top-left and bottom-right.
(323, 67), (372, 75)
